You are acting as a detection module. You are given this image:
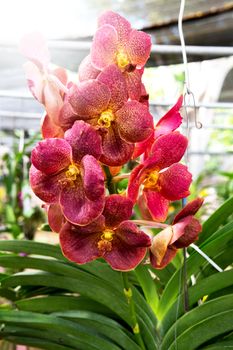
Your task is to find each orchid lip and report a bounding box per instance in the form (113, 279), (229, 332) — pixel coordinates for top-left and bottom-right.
(116, 51), (130, 69)
(97, 109), (115, 128)
(143, 170), (161, 190)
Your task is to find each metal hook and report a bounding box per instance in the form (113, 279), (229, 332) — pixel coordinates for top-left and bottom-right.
(184, 89), (203, 129)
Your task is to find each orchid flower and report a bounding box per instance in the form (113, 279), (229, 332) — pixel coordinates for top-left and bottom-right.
(59, 195), (151, 271)
(30, 121), (105, 225)
(65, 64), (154, 166)
(20, 32), (68, 129)
(128, 132), (192, 221)
(150, 198), (203, 269)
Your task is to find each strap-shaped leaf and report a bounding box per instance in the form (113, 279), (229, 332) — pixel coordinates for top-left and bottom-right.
(199, 196), (233, 243)
(158, 223), (233, 319)
(164, 309), (233, 350)
(161, 269), (233, 334)
(161, 294), (233, 349)
(202, 340), (233, 349)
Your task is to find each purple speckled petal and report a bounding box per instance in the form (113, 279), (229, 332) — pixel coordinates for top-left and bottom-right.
(65, 121), (102, 162)
(103, 195), (133, 228)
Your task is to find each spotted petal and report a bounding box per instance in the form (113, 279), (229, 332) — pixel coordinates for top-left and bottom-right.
(127, 30), (151, 67)
(91, 24), (118, 69)
(173, 217), (202, 248)
(154, 95), (183, 139)
(97, 64), (127, 111)
(48, 204), (65, 233)
(116, 101), (153, 143)
(103, 195), (133, 228)
(68, 80), (111, 117)
(98, 11), (131, 47)
(104, 221), (151, 271)
(31, 138), (71, 175)
(41, 114), (64, 139)
(100, 126), (134, 166)
(59, 217), (105, 264)
(82, 155), (105, 202)
(159, 163), (192, 201)
(29, 165), (63, 203)
(65, 121), (102, 162)
(78, 54), (100, 82)
(60, 173), (104, 226)
(174, 197), (204, 224)
(143, 190), (170, 222)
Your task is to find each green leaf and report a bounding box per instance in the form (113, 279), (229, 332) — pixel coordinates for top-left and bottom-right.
(1, 272), (131, 324)
(161, 294), (233, 349)
(199, 196), (233, 243)
(202, 340), (233, 349)
(165, 309), (233, 350)
(158, 222), (233, 319)
(161, 270), (233, 335)
(135, 264), (159, 314)
(0, 310), (123, 350)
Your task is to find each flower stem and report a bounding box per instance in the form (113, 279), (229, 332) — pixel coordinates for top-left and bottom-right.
(122, 272), (146, 350)
(103, 166), (116, 194)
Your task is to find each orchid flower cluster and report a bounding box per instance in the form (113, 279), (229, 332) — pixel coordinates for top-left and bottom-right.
(21, 11), (203, 271)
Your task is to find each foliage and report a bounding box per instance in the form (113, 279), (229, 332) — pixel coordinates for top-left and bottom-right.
(0, 197), (232, 349)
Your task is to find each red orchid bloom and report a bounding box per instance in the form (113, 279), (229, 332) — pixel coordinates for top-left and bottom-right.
(90, 11), (151, 100)
(20, 32), (68, 128)
(150, 198), (203, 269)
(65, 64), (154, 166)
(128, 132), (192, 222)
(30, 120), (105, 225)
(133, 95), (183, 159)
(59, 195), (151, 271)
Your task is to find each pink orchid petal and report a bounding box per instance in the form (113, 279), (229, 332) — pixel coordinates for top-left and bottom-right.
(127, 30), (151, 67)
(31, 138), (71, 175)
(91, 24), (118, 69)
(174, 197), (204, 224)
(150, 226), (173, 265)
(132, 133), (154, 159)
(103, 195), (133, 228)
(48, 203), (65, 233)
(43, 80), (64, 124)
(60, 176), (104, 226)
(150, 246), (177, 269)
(20, 32), (50, 69)
(82, 154), (105, 201)
(116, 101), (153, 143)
(124, 69), (142, 100)
(97, 64), (127, 111)
(100, 126), (134, 166)
(104, 222), (150, 271)
(149, 132), (188, 169)
(144, 190), (170, 222)
(173, 217), (202, 248)
(138, 194), (153, 220)
(58, 102), (79, 131)
(159, 163), (192, 201)
(78, 54), (100, 82)
(139, 82), (149, 107)
(68, 80), (111, 116)
(127, 164), (144, 203)
(98, 11), (131, 46)
(59, 218), (105, 264)
(23, 61), (44, 102)
(65, 121), (102, 162)
(116, 221), (151, 247)
(29, 165), (64, 203)
(41, 114), (64, 139)
(53, 67), (68, 87)
(154, 95), (183, 139)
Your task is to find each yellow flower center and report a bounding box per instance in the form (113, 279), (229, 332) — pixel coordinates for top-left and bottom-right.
(65, 164), (80, 181)
(97, 109), (114, 128)
(116, 51), (130, 69)
(97, 229), (114, 253)
(144, 170), (161, 190)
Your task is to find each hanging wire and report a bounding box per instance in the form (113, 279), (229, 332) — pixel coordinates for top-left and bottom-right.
(174, 1), (223, 347)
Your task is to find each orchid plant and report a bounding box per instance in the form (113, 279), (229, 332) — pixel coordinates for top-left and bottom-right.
(2, 10), (232, 350)
(21, 10), (202, 274)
